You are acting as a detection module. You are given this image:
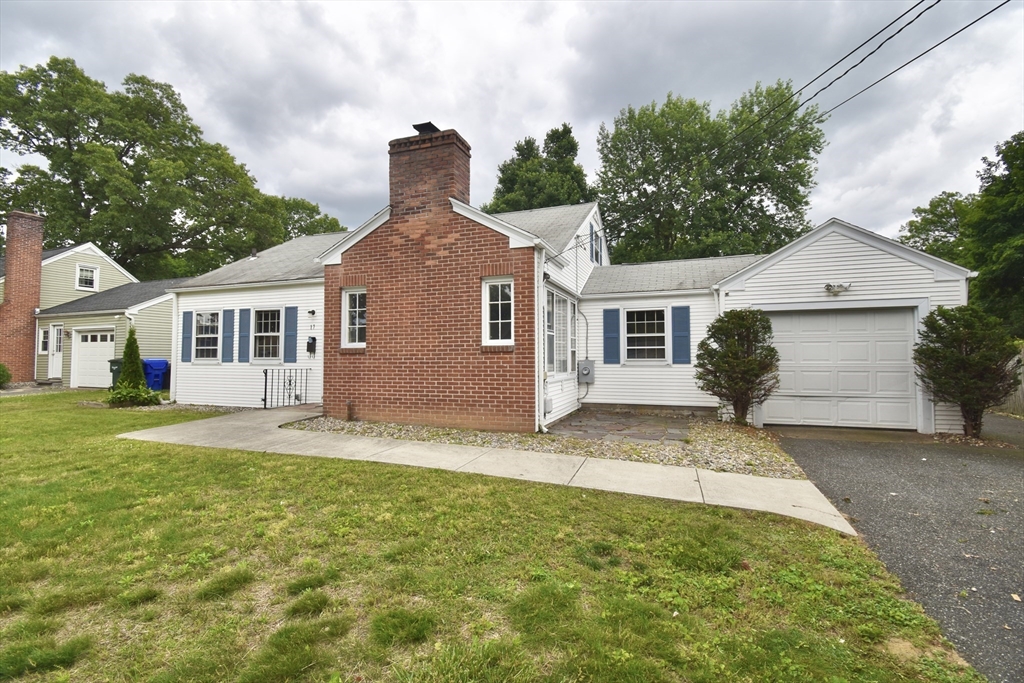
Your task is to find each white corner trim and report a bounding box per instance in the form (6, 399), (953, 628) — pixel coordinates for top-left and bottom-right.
(318, 207), (391, 264)
(450, 198), (552, 251)
(716, 218), (972, 291)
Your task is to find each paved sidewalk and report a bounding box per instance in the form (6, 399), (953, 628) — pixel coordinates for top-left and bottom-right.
(118, 406), (855, 535)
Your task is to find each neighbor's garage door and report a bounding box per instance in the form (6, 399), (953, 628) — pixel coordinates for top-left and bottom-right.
(73, 330), (115, 388)
(764, 309), (917, 429)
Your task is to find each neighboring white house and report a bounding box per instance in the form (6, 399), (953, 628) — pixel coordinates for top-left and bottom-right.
(169, 233), (350, 408)
(578, 218), (975, 434)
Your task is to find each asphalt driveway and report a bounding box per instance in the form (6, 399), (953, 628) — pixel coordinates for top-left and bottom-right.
(780, 415), (1023, 683)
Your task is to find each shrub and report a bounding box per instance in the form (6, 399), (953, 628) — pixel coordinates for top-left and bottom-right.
(108, 385), (161, 407)
(695, 308), (780, 426)
(117, 326), (146, 389)
(913, 305), (1022, 437)
(0, 362), (11, 388)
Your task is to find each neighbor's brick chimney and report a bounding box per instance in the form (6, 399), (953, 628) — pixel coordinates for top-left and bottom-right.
(0, 211), (45, 383)
(388, 128), (471, 218)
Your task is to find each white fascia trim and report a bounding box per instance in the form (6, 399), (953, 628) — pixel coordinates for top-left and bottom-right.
(168, 277), (323, 293)
(582, 288), (713, 301)
(37, 309), (126, 318)
(126, 292), (174, 315)
(717, 218), (972, 291)
(450, 198), (553, 251)
(318, 206), (391, 264)
(56, 243), (139, 283)
(752, 297), (930, 312)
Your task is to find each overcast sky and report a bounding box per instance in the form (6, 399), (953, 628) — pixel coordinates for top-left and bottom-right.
(1, 0), (1021, 240)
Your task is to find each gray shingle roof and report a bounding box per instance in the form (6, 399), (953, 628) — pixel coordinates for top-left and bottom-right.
(38, 278), (189, 315)
(582, 254), (766, 295)
(493, 202), (597, 253)
(172, 232), (350, 289)
(0, 245), (78, 278)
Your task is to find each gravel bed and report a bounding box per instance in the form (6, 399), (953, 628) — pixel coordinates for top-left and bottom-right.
(290, 416), (806, 479)
(932, 433), (1018, 449)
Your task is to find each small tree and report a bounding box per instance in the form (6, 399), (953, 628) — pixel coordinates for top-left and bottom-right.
(117, 326), (146, 389)
(695, 309), (780, 426)
(913, 305), (1021, 437)
(109, 326), (159, 406)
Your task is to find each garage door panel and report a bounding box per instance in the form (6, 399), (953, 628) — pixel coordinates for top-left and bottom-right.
(837, 341), (870, 362)
(799, 342), (832, 363)
(837, 371), (871, 393)
(876, 340), (912, 363)
(798, 370), (832, 392)
(767, 308), (916, 430)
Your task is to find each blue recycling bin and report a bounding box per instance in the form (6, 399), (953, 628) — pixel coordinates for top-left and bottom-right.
(143, 359), (170, 391)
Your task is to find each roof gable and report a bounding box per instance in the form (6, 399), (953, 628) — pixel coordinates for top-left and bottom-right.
(493, 202), (599, 254)
(716, 218), (975, 291)
(0, 242), (136, 283)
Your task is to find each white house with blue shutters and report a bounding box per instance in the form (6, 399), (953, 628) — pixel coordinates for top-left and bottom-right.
(169, 232), (351, 408)
(170, 211), (973, 434)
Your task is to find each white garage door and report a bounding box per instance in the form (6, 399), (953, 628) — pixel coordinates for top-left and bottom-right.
(74, 330), (115, 388)
(764, 309), (917, 429)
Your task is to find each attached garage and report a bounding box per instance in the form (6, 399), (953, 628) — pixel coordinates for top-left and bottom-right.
(72, 329), (116, 388)
(763, 308), (917, 429)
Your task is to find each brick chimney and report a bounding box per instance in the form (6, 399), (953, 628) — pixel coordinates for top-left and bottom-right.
(388, 127), (471, 218)
(0, 211), (45, 383)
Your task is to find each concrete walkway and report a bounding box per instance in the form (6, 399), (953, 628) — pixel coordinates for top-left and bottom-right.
(118, 406), (855, 535)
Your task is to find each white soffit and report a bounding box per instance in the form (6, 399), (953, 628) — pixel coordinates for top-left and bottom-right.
(717, 218), (974, 291)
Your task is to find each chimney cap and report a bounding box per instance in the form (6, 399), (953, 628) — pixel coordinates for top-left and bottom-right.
(413, 121), (441, 135)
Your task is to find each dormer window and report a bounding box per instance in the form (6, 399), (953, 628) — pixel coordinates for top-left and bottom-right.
(76, 265), (98, 291)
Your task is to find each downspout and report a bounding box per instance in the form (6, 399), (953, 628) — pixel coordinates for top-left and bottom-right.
(711, 284), (722, 316)
(535, 243), (547, 432)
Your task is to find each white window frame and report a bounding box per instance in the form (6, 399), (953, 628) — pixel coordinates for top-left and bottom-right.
(570, 301), (577, 372)
(545, 289), (577, 375)
(624, 307), (668, 362)
(482, 277), (514, 346)
(252, 308), (283, 361)
(76, 264), (99, 292)
(193, 311), (221, 361)
(342, 288), (367, 348)
(38, 327), (49, 354)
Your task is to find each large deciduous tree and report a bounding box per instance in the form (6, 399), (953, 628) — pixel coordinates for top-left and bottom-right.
(896, 190), (973, 265)
(481, 123), (594, 214)
(0, 57), (341, 278)
(596, 81), (826, 264)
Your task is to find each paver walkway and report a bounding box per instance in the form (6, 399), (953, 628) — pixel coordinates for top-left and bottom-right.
(547, 409), (692, 443)
(118, 406), (855, 535)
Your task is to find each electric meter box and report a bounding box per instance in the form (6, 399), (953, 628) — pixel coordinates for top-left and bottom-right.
(578, 359), (595, 384)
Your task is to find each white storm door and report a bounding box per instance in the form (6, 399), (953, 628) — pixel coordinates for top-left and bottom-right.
(48, 324), (64, 379)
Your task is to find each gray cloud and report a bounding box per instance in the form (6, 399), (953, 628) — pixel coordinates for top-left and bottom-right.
(1, 0), (1020, 238)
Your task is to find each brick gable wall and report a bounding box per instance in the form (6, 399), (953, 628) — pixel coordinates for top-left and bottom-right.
(0, 212), (45, 382)
(322, 129), (537, 431)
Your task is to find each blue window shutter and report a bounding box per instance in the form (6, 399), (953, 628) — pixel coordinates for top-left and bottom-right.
(603, 308), (620, 365)
(238, 309), (251, 363)
(284, 306), (298, 363)
(672, 306), (691, 364)
(222, 309), (234, 363)
(181, 311), (193, 363)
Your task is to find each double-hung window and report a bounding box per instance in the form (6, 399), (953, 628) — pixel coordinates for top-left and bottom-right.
(39, 328), (49, 354)
(589, 222), (602, 265)
(483, 279), (513, 345)
(194, 312), (220, 360)
(254, 309), (281, 359)
(77, 265), (98, 291)
(343, 288), (367, 347)
(625, 309), (665, 360)
(545, 289), (577, 373)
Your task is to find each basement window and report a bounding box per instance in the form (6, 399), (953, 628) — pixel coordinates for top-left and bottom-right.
(625, 309), (666, 360)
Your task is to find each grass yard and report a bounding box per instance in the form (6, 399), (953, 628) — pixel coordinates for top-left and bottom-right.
(0, 393), (982, 682)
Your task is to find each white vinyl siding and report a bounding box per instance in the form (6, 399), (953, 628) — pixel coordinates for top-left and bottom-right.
(173, 282), (323, 408)
(579, 292), (717, 409)
(723, 229), (970, 433)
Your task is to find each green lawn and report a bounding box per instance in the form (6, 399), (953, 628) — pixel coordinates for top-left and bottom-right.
(0, 393), (982, 682)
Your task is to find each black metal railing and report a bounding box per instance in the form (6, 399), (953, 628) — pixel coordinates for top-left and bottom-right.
(262, 368), (310, 409)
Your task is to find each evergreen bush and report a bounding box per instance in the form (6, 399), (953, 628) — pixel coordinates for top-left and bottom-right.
(117, 326), (146, 389)
(0, 362), (11, 388)
(913, 305), (1021, 437)
(695, 309), (780, 426)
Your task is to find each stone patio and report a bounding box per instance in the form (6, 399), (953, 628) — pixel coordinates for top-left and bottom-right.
(547, 407), (704, 444)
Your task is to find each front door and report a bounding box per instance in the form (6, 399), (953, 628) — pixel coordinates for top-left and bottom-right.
(48, 324), (64, 379)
